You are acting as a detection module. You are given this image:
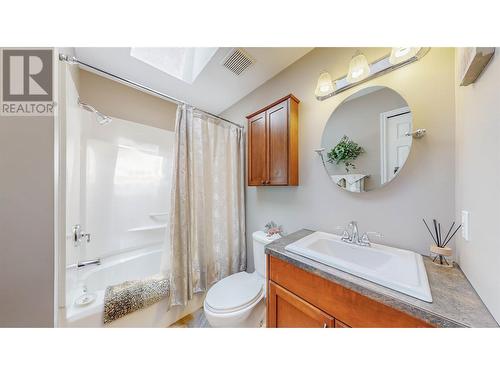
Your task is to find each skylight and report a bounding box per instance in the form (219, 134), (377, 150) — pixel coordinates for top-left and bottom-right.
(130, 47), (218, 84)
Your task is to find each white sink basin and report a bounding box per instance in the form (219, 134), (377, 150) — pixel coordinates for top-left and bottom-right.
(285, 231), (432, 302)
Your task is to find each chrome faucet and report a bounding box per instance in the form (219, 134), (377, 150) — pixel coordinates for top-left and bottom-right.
(350, 221), (360, 244)
(72, 223), (99, 268)
(77, 258), (101, 268)
(341, 221), (382, 247)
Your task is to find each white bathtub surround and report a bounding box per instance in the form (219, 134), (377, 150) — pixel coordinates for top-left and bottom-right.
(62, 111), (179, 325)
(167, 104), (246, 307)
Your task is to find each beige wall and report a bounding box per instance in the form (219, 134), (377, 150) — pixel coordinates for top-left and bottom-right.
(0, 46), (63, 327)
(222, 47), (456, 272)
(0, 115), (55, 327)
(455, 50), (500, 322)
(78, 69), (177, 131)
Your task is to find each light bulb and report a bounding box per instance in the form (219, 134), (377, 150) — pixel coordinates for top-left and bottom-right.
(389, 47), (421, 65)
(315, 71), (335, 98)
(346, 52), (370, 84)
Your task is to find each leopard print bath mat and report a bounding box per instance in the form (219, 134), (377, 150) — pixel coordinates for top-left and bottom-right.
(103, 276), (169, 324)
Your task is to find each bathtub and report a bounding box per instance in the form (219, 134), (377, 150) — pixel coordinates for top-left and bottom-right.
(59, 246), (204, 327)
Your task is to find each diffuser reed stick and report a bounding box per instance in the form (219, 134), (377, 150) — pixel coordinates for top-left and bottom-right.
(442, 225), (462, 248)
(441, 221), (455, 247)
(422, 219), (437, 244)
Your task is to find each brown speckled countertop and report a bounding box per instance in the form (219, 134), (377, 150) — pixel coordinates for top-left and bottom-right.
(265, 229), (498, 328)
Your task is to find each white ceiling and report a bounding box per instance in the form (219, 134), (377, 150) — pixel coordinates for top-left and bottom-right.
(74, 47), (313, 114)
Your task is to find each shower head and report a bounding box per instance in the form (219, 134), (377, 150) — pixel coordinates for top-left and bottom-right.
(77, 98), (112, 125)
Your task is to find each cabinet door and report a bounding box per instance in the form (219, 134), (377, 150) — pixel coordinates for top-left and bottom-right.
(247, 112), (268, 185)
(266, 100), (289, 185)
(268, 281), (334, 328)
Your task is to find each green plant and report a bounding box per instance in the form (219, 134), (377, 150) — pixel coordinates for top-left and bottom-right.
(327, 135), (364, 173)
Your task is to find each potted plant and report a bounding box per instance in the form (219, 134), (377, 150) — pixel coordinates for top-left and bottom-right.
(327, 135), (364, 173)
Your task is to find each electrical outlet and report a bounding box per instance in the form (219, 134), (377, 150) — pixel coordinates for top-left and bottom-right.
(461, 210), (470, 241)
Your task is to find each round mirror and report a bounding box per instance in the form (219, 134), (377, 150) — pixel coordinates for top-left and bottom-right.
(320, 86), (413, 192)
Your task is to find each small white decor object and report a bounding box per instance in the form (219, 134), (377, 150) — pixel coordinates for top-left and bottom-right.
(331, 174), (368, 193)
(458, 47), (495, 86)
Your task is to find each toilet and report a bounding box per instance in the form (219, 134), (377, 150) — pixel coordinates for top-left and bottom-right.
(203, 231), (276, 327)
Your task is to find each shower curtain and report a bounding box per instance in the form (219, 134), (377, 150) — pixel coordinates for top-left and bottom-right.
(165, 104), (246, 307)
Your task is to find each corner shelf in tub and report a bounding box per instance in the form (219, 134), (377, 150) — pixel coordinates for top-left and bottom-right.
(127, 224), (167, 232)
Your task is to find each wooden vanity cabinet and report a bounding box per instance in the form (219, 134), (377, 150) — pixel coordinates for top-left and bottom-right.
(266, 255), (433, 328)
(246, 94), (299, 186)
(269, 281), (334, 328)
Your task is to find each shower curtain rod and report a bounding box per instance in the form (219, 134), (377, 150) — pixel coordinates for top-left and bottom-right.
(58, 53), (244, 129)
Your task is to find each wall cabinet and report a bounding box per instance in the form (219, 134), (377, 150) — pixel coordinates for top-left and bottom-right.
(246, 94), (299, 186)
(267, 255), (433, 328)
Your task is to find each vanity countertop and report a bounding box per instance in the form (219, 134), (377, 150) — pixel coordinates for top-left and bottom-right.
(265, 229), (498, 328)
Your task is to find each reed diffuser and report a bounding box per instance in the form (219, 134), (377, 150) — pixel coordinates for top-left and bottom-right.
(423, 218), (461, 267)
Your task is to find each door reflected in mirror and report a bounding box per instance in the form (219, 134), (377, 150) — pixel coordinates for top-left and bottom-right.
(321, 86), (412, 192)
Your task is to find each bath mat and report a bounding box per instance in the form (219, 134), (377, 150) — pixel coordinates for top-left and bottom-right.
(103, 276), (169, 324)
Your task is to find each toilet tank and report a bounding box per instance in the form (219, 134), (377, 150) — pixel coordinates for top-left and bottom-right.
(252, 231), (278, 278)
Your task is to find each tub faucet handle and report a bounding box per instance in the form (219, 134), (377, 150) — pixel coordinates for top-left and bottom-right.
(72, 224), (91, 247)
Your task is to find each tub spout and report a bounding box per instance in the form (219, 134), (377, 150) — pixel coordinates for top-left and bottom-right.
(77, 258), (101, 268)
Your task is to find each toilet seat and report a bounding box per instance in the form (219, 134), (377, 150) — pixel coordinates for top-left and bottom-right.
(205, 272), (264, 314)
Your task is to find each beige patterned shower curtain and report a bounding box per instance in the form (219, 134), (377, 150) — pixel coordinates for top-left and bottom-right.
(165, 104), (246, 307)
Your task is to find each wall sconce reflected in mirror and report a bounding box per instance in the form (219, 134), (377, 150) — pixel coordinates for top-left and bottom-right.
(315, 48), (430, 101)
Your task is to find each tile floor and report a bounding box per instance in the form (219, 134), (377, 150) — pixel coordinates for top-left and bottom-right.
(170, 308), (211, 328)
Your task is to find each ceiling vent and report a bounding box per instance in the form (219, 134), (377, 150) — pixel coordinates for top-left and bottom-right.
(221, 48), (255, 76)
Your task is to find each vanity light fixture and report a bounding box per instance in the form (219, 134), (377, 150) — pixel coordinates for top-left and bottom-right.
(346, 51), (371, 84)
(389, 47), (421, 65)
(315, 48), (430, 101)
(314, 71), (335, 97)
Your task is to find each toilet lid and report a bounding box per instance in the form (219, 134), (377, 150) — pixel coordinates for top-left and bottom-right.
(205, 272), (263, 313)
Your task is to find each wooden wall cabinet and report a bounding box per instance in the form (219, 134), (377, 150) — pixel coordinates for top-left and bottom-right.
(267, 255), (433, 328)
(246, 94), (299, 186)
